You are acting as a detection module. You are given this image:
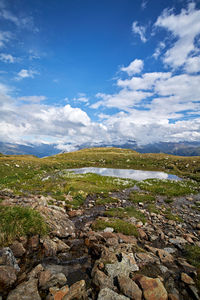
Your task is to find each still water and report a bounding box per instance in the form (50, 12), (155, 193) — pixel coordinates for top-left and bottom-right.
(68, 167), (181, 181)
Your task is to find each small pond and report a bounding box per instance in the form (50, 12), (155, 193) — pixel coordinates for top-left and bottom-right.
(68, 167), (181, 181)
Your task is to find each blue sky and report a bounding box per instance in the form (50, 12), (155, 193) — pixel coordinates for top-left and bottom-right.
(0, 0), (200, 151)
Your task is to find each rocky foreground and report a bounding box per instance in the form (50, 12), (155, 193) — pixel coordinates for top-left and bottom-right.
(0, 187), (200, 300)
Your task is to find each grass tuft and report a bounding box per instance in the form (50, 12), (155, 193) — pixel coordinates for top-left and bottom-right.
(92, 218), (138, 236)
(0, 205), (48, 246)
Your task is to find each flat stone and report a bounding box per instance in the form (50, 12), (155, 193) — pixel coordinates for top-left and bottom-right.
(169, 237), (187, 245)
(105, 253), (139, 279)
(135, 252), (159, 266)
(39, 270), (67, 290)
(181, 272), (195, 285)
(136, 275), (168, 300)
(27, 264), (44, 280)
(93, 268), (114, 290)
(63, 280), (86, 300)
(7, 279), (41, 300)
(97, 288), (129, 300)
(118, 275), (142, 300)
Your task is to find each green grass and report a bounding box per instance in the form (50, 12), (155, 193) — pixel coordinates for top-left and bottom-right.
(92, 218), (138, 236)
(105, 206), (146, 223)
(96, 196), (119, 205)
(146, 203), (160, 214)
(138, 178), (199, 197)
(184, 245), (200, 293)
(0, 205), (48, 246)
(164, 208), (183, 223)
(129, 191), (155, 204)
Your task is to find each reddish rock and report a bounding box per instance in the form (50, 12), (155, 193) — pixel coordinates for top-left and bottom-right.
(50, 285), (69, 300)
(118, 275), (142, 300)
(181, 272), (195, 285)
(63, 280), (86, 300)
(42, 237), (57, 256)
(136, 275), (168, 300)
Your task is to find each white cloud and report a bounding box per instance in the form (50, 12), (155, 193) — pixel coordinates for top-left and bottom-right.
(16, 69), (39, 80)
(155, 3), (200, 69)
(0, 31), (11, 47)
(0, 53), (16, 63)
(18, 96), (46, 103)
(184, 56), (200, 73)
(152, 42), (165, 59)
(132, 21), (147, 43)
(73, 93), (89, 104)
(120, 59), (144, 75)
(0, 3), (38, 32)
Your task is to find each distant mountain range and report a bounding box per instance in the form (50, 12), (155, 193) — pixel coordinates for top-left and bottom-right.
(0, 141), (200, 157)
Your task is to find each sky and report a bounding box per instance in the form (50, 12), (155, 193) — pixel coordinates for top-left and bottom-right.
(0, 0), (200, 151)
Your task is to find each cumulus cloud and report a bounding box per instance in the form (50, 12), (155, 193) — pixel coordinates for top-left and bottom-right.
(120, 59), (144, 75)
(132, 21), (147, 43)
(155, 3), (200, 69)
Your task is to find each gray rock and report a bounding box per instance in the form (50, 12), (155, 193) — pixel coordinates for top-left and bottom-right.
(0, 247), (20, 271)
(98, 288), (129, 300)
(105, 253), (139, 279)
(7, 279), (41, 300)
(39, 270), (67, 290)
(103, 227), (114, 233)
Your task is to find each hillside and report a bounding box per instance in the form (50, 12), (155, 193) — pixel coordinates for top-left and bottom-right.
(0, 148), (200, 299)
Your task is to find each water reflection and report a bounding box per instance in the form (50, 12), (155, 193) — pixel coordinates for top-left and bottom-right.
(68, 167), (181, 181)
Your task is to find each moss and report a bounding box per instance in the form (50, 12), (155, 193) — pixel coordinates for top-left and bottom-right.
(92, 218), (138, 236)
(96, 196), (118, 205)
(0, 205), (48, 246)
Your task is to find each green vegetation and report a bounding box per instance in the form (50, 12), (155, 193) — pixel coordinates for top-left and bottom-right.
(0, 205), (48, 246)
(105, 206), (146, 223)
(0, 148), (199, 211)
(96, 196), (118, 205)
(138, 178), (199, 197)
(92, 218), (138, 236)
(147, 203), (160, 214)
(129, 191), (155, 204)
(164, 208), (183, 223)
(184, 245), (200, 292)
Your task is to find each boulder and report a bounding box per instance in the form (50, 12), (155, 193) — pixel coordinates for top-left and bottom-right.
(105, 253), (139, 279)
(135, 275), (168, 300)
(10, 241), (26, 258)
(37, 205), (75, 238)
(7, 279), (41, 300)
(118, 275), (142, 300)
(39, 270), (67, 290)
(0, 247), (20, 271)
(97, 288), (129, 300)
(0, 266), (17, 292)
